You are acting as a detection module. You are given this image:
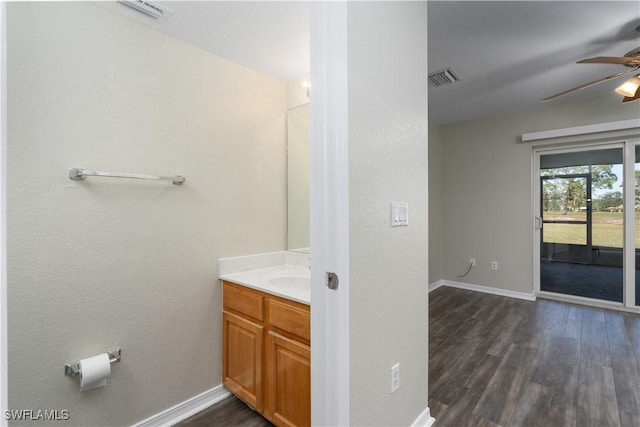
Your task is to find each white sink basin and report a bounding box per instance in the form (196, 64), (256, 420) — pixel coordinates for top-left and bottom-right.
(219, 261), (312, 304)
(269, 275), (310, 289)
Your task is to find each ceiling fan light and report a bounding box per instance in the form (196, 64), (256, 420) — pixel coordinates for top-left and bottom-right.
(622, 84), (640, 103)
(615, 76), (640, 97)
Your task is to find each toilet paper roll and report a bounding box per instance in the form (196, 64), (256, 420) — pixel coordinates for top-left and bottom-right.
(79, 353), (111, 391)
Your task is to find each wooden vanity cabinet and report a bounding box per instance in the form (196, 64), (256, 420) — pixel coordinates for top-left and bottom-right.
(222, 281), (310, 427)
(222, 284), (264, 410)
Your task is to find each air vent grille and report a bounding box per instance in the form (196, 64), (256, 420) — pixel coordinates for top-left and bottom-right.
(428, 68), (459, 88)
(119, 0), (174, 23)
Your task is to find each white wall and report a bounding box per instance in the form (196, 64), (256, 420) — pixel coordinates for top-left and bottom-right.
(7, 3), (286, 425)
(0, 2), (7, 419)
(287, 77), (310, 110)
(347, 2), (429, 425)
(428, 121), (443, 285)
(440, 93), (639, 294)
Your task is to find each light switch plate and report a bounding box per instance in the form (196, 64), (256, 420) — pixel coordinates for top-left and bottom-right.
(390, 202), (409, 227)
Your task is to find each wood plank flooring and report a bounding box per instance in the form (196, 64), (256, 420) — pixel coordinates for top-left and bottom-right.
(175, 394), (273, 427)
(178, 287), (640, 426)
(429, 287), (640, 427)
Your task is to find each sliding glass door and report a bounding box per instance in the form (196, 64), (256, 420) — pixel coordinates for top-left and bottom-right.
(537, 146), (625, 303)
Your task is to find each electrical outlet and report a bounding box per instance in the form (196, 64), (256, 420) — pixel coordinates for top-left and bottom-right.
(470, 258), (476, 267)
(391, 363), (400, 393)
(491, 261), (498, 271)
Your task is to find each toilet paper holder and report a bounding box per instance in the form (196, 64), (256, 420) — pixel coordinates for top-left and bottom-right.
(64, 348), (122, 377)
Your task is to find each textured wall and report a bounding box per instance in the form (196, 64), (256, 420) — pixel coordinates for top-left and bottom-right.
(7, 3), (286, 426)
(441, 93), (639, 294)
(347, 2), (429, 425)
(428, 121), (444, 285)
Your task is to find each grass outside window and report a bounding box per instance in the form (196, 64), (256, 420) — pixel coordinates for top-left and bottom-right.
(542, 211), (640, 248)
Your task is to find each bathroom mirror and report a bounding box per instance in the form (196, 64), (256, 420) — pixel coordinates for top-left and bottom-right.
(287, 103), (310, 252)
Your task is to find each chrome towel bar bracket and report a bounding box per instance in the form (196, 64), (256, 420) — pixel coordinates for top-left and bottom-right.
(69, 168), (185, 185)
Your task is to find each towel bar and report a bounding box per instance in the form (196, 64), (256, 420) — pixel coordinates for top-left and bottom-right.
(69, 168), (185, 185)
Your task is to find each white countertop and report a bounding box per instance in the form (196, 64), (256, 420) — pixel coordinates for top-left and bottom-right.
(220, 265), (310, 305)
(218, 252), (311, 305)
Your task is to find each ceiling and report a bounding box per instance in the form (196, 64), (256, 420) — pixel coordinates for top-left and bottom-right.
(156, 1), (309, 83)
(427, 1), (640, 123)
(118, 1), (640, 124)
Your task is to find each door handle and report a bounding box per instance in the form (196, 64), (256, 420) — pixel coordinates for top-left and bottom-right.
(327, 272), (339, 290)
(534, 216), (542, 230)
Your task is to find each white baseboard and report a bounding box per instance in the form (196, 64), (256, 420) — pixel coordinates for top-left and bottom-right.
(412, 406), (436, 427)
(132, 385), (230, 427)
(432, 279), (536, 301)
(428, 280), (444, 293)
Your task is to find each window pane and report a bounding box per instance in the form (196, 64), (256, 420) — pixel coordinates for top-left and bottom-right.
(541, 177), (587, 221)
(543, 223), (586, 245)
(592, 212), (623, 248)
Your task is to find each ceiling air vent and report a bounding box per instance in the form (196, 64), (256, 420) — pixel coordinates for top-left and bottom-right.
(119, 0), (174, 23)
(428, 68), (459, 88)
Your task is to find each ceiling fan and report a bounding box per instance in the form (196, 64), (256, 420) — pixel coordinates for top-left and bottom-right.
(543, 46), (640, 103)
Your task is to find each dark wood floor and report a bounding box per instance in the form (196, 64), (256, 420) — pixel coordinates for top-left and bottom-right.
(178, 287), (640, 426)
(175, 394), (272, 427)
(430, 287), (640, 427)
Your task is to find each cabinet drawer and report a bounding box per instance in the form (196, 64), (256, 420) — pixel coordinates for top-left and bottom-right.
(268, 299), (310, 341)
(223, 282), (264, 321)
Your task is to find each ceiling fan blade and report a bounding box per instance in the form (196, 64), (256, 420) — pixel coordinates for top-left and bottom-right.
(578, 56), (638, 65)
(543, 67), (639, 101)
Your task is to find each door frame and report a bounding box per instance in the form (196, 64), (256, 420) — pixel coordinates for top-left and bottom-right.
(533, 141), (637, 309)
(623, 141), (636, 307)
(309, 2), (350, 426)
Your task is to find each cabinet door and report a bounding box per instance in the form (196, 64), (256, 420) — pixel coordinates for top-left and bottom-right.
(223, 311), (263, 411)
(268, 331), (310, 427)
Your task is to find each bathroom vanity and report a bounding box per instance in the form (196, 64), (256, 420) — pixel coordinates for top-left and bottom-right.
(219, 252), (311, 427)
